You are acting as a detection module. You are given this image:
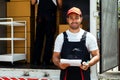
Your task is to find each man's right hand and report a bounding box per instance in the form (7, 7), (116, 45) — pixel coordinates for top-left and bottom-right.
(59, 63), (70, 69)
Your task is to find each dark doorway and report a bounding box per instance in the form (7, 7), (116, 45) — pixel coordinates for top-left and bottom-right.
(0, 0), (7, 55)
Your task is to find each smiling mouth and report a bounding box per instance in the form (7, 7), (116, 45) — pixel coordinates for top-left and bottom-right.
(71, 23), (78, 26)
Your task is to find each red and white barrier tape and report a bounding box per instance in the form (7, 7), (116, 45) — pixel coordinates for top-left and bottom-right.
(0, 77), (50, 80)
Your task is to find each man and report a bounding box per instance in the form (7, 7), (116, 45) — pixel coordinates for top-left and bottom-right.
(31, 0), (61, 68)
(52, 7), (100, 80)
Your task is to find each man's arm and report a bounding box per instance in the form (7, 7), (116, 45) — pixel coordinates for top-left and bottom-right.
(52, 52), (60, 67)
(89, 49), (100, 66)
(57, 0), (62, 9)
(31, 0), (37, 5)
(80, 49), (100, 71)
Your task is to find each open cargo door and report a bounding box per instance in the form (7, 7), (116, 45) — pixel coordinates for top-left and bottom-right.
(100, 0), (119, 73)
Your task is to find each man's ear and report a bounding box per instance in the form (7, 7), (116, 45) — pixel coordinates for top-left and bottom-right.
(81, 16), (83, 21)
(66, 17), (69, 23)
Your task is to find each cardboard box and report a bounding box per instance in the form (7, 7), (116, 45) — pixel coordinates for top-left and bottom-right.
(7, 2), (31, 16)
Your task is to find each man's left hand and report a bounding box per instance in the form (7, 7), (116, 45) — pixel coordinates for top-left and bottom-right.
(80, 62), (90, 70)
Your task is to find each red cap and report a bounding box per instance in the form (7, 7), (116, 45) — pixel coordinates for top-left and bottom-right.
(67, 7), (82, 16)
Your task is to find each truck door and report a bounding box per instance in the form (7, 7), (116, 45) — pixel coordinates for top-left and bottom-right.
(100, 0), (119, 73)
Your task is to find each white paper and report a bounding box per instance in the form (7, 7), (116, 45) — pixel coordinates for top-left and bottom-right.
(60, 59), (82, 67)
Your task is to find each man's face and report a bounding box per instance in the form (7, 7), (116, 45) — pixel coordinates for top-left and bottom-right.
(67, 13), (82, 30)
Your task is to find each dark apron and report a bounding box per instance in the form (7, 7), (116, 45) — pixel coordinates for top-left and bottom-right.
(60, 31), (90, 80)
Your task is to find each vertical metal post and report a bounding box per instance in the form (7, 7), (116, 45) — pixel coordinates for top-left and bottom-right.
(11, 18), (14, 64)
(90, 0), (98, 79)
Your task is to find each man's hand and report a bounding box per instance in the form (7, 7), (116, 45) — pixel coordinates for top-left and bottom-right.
(52, 52), (70, 69)
(80, 62), (90, 71)
(59, 63), (70, 69)
(31, 0), (37, 5)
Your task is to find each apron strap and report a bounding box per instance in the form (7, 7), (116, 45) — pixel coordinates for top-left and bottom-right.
(64, 70), (68, 80)
(63, 32), (68, 42)
(81, 31), (87, 41)
(80, 69), (84, 80)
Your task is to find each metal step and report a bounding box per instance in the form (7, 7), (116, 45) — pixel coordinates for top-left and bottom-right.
(0, 68), (120, 80)
(98, 72), (120, 80)
(0, 68), (60, 80)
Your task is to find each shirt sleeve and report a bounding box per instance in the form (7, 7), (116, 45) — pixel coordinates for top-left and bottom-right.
(54, 33), (64, 52)
(86, 33), (99, 51)
(37, 0), (39, 4)
(37, 0), (57, 5)
(52, 0), (57, 5)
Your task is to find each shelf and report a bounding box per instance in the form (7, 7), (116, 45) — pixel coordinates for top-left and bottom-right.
(0, 21), (26, 26)
(0, 38), (26, 40)
(0, 18), (26, 26)
(0, 18), (27, 63)
(0, 54), (26, 62)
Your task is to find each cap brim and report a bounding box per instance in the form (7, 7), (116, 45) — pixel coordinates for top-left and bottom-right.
(67, 12), (80, 16)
